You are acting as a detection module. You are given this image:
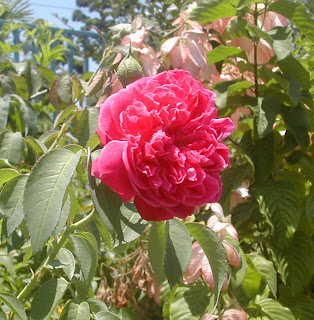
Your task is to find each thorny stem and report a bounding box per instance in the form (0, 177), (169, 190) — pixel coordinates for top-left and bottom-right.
(15, 209), (96, 304)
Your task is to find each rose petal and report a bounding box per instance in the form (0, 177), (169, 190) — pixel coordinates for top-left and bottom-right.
(92, 140), (134, 202)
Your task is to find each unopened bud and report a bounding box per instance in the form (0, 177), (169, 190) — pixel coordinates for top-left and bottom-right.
(117, 56), (143, 87)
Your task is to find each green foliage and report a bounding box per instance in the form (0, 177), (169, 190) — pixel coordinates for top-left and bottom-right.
(0, 0), (313, 319)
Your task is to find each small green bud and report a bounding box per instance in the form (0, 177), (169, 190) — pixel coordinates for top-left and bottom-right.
(117, 56), (143, 87)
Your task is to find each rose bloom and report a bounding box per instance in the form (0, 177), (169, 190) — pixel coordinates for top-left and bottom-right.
(92, 69), (234, 221)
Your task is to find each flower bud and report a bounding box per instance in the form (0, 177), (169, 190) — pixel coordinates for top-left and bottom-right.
(117, 56), (143, 87)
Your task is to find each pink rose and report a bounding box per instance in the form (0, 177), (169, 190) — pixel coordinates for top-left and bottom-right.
(91, 69), (234, 221)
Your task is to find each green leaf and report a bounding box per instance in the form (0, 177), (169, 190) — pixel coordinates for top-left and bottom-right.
(89, 158), (123, 240)
(0, 308), (7, 320)
(306, 193), (314, 224)
(10, 95), (38, 135)
(281, 105), (310, 148)
(0, 94), (10, 130)
(54, 105), (77, 128)
(70, 233), (98, 284)
(0, 131), (22, 165)
(278, 55), (310, 91)
(223, 18), (249, 40)
(24, 148), (82, 253)
(249, 253), (277, 297)
(252, 97), (280, 139)
(190, 0), (239, 23)
(30, 278), (68, 320)
(67, 301), (90, 320)
(272, 232), (314, 294)
(186, 223), (227, 302)
(86, 298), (109, 313)
(256, 180), (303, 248)
(241, 255), (263, 299)
(53, 192), (71, 238)
(164, 219), (192, 287)
(220, 163), (253, 207)
(167, 283), (215, 320)
(53, 248), (75, 280)
(26, 137), (47, 158)
(213, 80), (253, 108)
(57, 74), (73, 106)
(246, 25), (292, 61)
(252, 298), (296, 320)
(268, 0), (314, 42)
(118, 203), (147, 245)
(207, 46), (247, 64)
(88, 70), (106, 96)
(148, 221), (166, 285)
(240, 130), (276, 185)
(0, 293), (27, 320)
(0, 174), (28, 235)
(291, 300), (314, 320)
(94, 312), (120, 320)
(0, 168), (18, 186)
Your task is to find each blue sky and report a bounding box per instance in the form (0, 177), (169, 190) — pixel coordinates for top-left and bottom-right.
(29, 0), (87, 29)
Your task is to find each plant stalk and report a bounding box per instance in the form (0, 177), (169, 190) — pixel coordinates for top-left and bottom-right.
(16, 209), (96, 303)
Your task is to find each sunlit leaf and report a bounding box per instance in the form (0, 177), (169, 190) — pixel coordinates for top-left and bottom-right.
(24, 148), (81, 253)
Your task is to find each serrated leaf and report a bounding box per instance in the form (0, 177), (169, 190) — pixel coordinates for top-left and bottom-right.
(53, 192), (71, 238)
(249, 253), (277, 297)
(190, 0), (239, 23)
(0, 131), (22, 165)
(0, 94), (10, 130)
(53, 248), (75, 280)
(0, 168), (18, 186)
(281, 105), (310, 147)
(207, 46), (247, 65)
(186, 223), (227, 301)
(70, 233), (98, 284)
(10, 94), (38, 135)
(24, 148), (82, 253)
(246, 25), (292, 61)
(0, 174), (28, 235)
(26, 137), (47, 158)
(252, 96), (280, 139)
(272, 232), (314, 294)
(54, 105), (77, 128)
(0, 293), (27, 320)
(94, 312), (120, 320)
(57, 74), (73, 106)
(256, 180), (303, 248)
(86, 298), (109, 314)
(291, 300), (314, 320)
(240, 130), (275, 185)
(223, 18), (249, 40)
(148, 221), (166, 285)
(278, 55), (310, 91)
(168, 283), (215, 320)
(67, 301), (90, 320)
(30, 278), (68, 320)
(213, 80), (253, 108)
(118, 203), (147, 245)
(253, 298), (295, 320)
(164, 219), (192, 288)
(89, 158), (123, 240)
(268, 0), (314, 42)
